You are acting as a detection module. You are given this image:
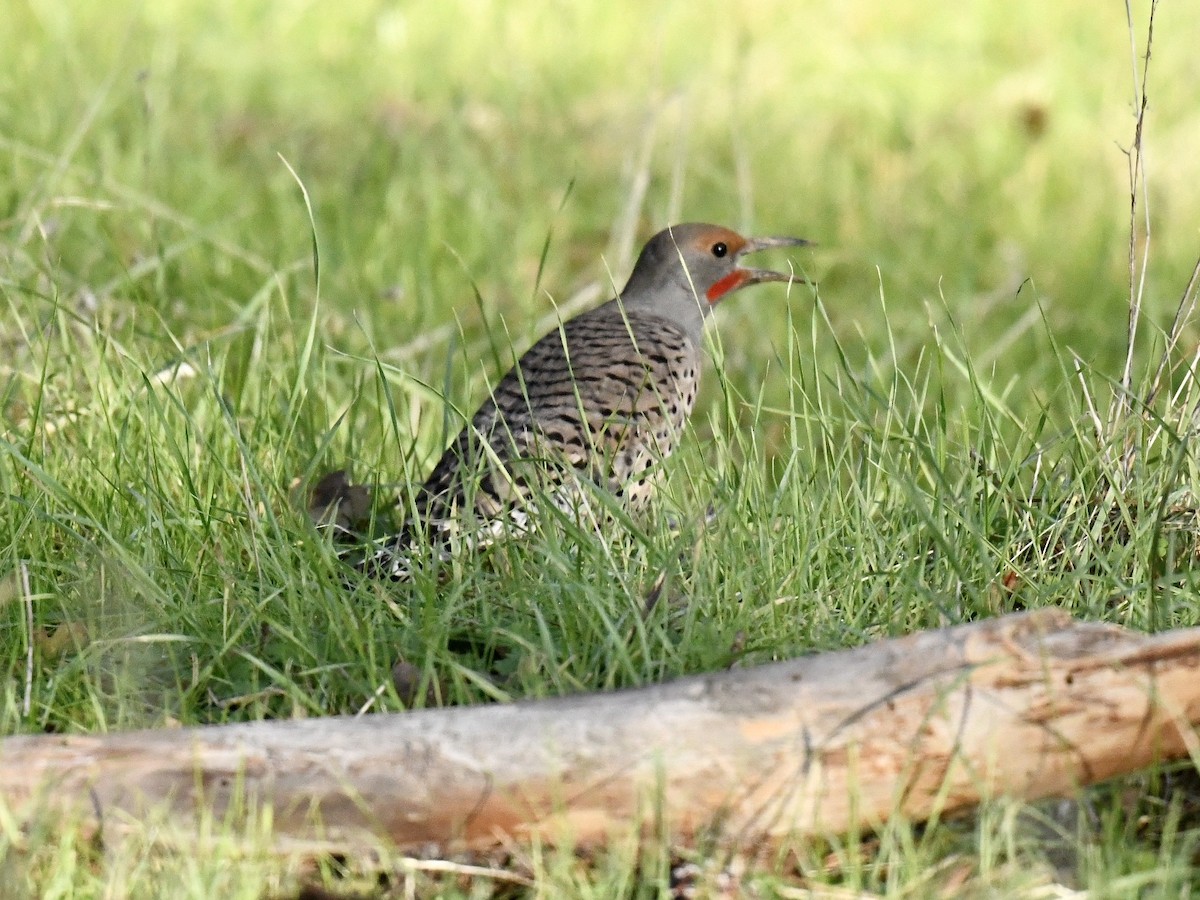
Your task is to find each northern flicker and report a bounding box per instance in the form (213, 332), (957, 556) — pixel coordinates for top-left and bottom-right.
(363, 223), (808, 579)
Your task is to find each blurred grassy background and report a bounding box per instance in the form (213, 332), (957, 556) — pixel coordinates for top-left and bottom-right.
(6, 0), (1197, 369)
(6, 0), (1197, 494)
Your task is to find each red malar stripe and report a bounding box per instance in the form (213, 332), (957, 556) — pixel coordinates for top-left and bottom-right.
(706, 270), (748, 302)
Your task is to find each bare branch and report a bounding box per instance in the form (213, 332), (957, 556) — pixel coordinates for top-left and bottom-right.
(2, 610), (1199, 857)
(1112, 0), (1159, 443)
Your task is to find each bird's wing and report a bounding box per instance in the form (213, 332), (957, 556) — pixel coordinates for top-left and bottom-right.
(367, 305), (698, 580)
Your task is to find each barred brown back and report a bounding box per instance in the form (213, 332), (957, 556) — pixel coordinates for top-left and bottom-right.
(367, 301), (698, 578)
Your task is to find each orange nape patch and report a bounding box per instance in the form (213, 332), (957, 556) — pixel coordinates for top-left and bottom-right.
(706, 269), (749, 302)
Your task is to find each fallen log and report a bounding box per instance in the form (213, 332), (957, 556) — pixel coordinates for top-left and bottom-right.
(2, 609), (1199, 854)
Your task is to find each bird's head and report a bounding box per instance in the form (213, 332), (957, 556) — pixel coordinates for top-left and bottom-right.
(621, 223), (810, 339)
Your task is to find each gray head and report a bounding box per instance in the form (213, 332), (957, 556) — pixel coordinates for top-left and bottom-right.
(619, 223), (809, 342)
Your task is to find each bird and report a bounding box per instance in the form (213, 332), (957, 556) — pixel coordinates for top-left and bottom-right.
(362, 223), (809, 580)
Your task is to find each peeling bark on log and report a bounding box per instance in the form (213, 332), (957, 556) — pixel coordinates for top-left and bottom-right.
(2, 609), (1200, 854)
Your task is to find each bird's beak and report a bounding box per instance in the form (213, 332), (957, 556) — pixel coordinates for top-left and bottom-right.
(706, 235), (812, 303)
(737, 235), (812, 286)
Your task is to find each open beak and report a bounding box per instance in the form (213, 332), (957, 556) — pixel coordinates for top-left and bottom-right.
(737, 235), (812, 286)
(706, 235), (812, 302)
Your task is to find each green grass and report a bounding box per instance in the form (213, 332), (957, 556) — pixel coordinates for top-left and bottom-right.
(3, 0), (1200, 895)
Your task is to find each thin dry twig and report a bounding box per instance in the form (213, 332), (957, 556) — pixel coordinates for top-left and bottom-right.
(21, 562), (33, 718)
(394, 857), (534, 887)
(1111, 0), (1158, 445)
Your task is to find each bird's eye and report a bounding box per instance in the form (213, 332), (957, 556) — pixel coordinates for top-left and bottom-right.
(711, 242), (728, 258)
